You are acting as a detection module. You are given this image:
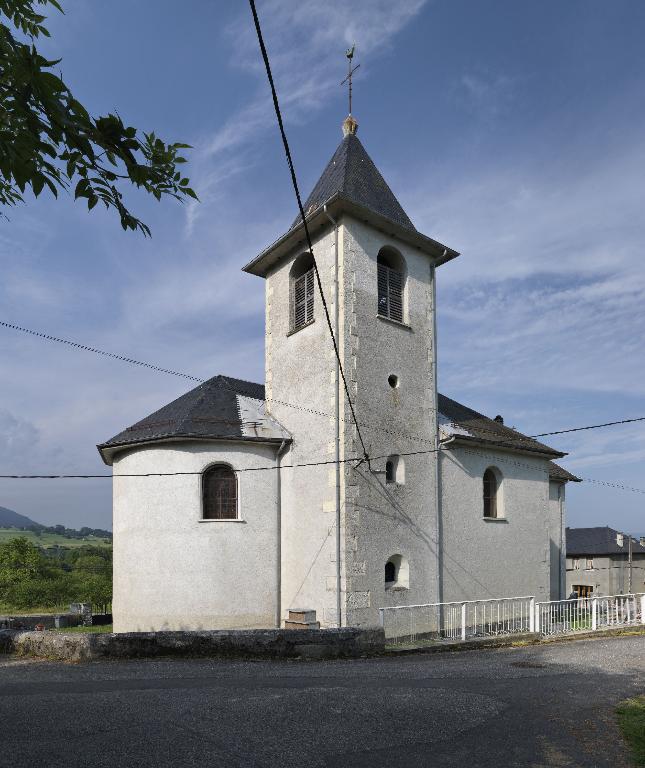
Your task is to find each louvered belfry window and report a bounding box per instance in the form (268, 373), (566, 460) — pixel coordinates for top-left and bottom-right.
(203, 465), (237, 520)
(292, 267), (315, 331)
(377, 261), (403, 322)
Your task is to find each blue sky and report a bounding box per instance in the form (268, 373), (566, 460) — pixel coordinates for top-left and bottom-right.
(1, 0), (644, 533)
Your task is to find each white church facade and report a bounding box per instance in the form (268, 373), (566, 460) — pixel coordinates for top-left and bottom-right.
(99, 117), (579, 633)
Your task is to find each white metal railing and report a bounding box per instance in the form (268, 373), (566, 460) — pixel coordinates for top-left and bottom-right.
(536, 593), (645, 637)
(379, 596), (535, 645)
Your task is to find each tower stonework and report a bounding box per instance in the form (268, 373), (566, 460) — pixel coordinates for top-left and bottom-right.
(245, 127), (457, 627)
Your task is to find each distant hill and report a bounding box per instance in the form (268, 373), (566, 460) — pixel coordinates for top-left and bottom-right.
(0, 506), (39, 529)
(0, 505), (111, 547)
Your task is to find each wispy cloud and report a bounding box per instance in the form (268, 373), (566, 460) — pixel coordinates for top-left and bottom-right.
(186, 0), (429, 233)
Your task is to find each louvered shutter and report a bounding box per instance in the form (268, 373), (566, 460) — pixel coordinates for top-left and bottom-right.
(377, 263), (403, 322)
(292, 267), (315, 331)
(377, 263), (389, 317)
(305, 268), (314, 324)
(388, 268), (403, 322)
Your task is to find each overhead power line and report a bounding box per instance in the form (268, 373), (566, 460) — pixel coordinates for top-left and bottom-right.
(531, 416), (645, 438)
(2, 444), (645, 497)
(0, 320), (202, 382)
(4, 318), (645, 451)
(246, 0), (370, 465)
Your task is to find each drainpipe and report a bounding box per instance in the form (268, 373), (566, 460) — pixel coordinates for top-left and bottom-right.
(324, 204), (342, 628)
(559, 484), (565, 600)
(275, 438), (289, 628)
(431, 256), (445, 605)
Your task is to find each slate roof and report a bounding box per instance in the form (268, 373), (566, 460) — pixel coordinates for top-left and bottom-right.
(97, 375), (290, 465)
(100, 377), (578, 484)
(290, 133), (415, 232)
(547, 461), (582, 483)
(566, 526), (645, 556)
(438, 394), (566, 458)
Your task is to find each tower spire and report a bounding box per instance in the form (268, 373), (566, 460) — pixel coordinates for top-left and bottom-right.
(340, 44), (360, 136)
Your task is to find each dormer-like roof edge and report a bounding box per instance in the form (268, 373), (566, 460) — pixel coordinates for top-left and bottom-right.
(242, 193), (459, 278)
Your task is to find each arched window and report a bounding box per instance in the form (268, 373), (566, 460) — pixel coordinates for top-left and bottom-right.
(290, 252), (315, 333)
(202, 465), (238, 520)
(385, 455), (405, 485)
(483, 468), (499, 519)
(377, 247), (406, 323)
(384, 554), (409, 590)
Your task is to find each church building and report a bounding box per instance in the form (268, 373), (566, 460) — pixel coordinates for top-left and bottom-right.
(98, 114), (579, 633)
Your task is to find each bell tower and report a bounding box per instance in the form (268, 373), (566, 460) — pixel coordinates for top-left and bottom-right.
(243, 115), (458, 627)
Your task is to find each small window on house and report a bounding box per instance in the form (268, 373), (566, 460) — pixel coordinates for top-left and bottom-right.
(290, 252), (315, 332)
(202, 465), (237, 520)
(377, 247), (406, 323)
(384, 560), (396, 584)
(585, 558), (594, 570)
(388, 374), (399, 389)
(573, 558), (580, 570)
(385, 459), (395, 484)
(483, 468), (499, 518)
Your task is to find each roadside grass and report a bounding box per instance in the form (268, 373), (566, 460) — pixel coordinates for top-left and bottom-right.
(52, 625), (113, 634)
(0, 603), (71, 615)
(617, 696), (645, 766)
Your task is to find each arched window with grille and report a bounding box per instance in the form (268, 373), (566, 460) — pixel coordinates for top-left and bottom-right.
(290, 252), (315, 333)
(377, 247), (406, 323)
(202, 464), (238, 520)
(483, 468), (500, 519)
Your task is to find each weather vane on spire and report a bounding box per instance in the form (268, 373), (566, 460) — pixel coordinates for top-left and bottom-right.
(341, 44), (360, 116)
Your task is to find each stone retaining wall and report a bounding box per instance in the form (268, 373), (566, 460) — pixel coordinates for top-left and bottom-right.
(0, 627), (385, 662)
(0, 613), (81, 631)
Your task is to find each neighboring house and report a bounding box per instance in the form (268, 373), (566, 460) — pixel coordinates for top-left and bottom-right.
(98, 114), (580, 633)
(566, 527), (645, 597)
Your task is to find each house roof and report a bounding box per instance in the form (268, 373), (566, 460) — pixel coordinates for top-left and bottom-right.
(438, 394), (568, 459)
(97, 375), (291, 465)
(566, 526), (645, 556)
(290, 133), (415, 232)
(99, 378), (578, 483)
(547, 461), (582, 483)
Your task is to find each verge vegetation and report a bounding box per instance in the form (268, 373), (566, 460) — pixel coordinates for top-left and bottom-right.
(0, 536), (112, 613)
(616, 696), (645, 766)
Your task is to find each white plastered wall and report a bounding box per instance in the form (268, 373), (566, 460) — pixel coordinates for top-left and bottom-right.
(112, 440), (279, 632)
(440, 444), (553, 603)
(265, 226), (343, 627)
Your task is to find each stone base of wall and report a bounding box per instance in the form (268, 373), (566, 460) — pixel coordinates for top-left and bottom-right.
(0, 627), (385, 662)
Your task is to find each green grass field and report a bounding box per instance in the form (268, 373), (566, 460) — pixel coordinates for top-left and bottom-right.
(52, 624), (113, 634)
(617, 696), (645, 766)
(0, 528), (111, 549)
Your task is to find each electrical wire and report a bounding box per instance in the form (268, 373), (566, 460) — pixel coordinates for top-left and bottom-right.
(247, 0), (370, 464)
(5, 317), (645, 452)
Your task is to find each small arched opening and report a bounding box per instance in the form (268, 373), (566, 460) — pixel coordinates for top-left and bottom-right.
(385, 455), (405, 485)
(384, 554), (409, 590)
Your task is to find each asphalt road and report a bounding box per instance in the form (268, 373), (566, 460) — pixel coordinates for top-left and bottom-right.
(1, 635), (643, 767)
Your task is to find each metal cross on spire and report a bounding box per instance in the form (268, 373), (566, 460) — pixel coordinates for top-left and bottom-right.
(341, 44), (360, 116)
